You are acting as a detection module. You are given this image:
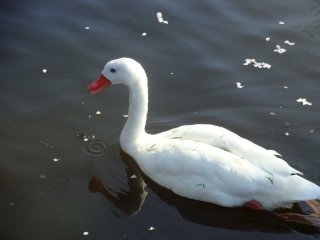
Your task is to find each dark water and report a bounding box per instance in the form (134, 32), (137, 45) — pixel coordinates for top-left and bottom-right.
(1, 0), (320, 239)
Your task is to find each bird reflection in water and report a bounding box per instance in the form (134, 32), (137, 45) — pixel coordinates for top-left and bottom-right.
(88, 150), (320, 234)
(88, 150), (147, 217)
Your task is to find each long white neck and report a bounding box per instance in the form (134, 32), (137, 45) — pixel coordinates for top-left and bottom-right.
(120, 80), (148, 147)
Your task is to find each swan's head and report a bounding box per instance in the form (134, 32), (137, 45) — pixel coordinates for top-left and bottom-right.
(87, 58), (147, 94)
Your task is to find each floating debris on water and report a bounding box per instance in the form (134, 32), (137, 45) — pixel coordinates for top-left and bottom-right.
(270, 112), (276, 116)
(83, 232), (89, 236)
(148, 227), (156, 231)
(297, 98), (312, 106)
(123, 114), (128, 118)
(285, 132), (289, 136)
(130, 175), (137, 179)
(53, 158), (60, 162)
(236, 82), (244, 88)
(96, 111), (101, 114)
(279, 21), (285, 24)
(76, 133), (85, 139)
(142, 32), (147, 36)
(157, 12), (168, 24)
(85, 27), (90, 30)
(266, 37), (270, 41)
(274, 45), (286, 54)
(310, 130), (314, 133)
(42, 69), (47, 73)
(283, 86), (288, 89)
(243, 59), (271, 69)
(284, 40), (295, 46)
(40, 140), (53, 148)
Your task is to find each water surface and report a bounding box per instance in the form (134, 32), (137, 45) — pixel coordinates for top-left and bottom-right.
(1, 0), (320, 239)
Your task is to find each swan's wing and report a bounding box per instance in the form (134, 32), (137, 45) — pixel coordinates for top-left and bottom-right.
(139, 139), (293, 208)
(156, 124), (301, 177)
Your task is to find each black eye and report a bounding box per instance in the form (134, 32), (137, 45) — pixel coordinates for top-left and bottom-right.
(111, 68), (116, 73)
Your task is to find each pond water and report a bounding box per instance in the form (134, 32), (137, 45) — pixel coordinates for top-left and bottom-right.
(1, 0), (320, 239)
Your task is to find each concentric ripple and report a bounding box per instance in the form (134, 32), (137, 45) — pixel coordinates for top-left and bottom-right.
(76, 135), (112, 158)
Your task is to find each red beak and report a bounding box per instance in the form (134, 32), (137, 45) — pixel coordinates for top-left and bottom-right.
(87, 74), (112, 94)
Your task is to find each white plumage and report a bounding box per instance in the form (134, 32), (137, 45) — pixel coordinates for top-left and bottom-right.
(88, 58), (320, 210)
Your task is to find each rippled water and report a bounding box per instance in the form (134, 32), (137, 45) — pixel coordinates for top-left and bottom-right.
(1, 0), (320, 239)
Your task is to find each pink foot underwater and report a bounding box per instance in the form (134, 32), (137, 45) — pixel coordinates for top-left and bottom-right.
(243, 200), (264, 210)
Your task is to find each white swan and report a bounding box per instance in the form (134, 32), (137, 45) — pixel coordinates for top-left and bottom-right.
(87, 58), (320, 210)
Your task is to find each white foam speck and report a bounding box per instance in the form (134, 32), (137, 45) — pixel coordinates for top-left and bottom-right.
(157, 12), (168, 24)
(243, 59), (271, 69)
(274, 45), (286, 54)
(284, 40), (295, 45)
(236, 82), (244, 88)
(297, 98), (312, 106)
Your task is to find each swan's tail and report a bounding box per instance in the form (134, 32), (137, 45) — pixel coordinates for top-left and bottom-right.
(287, 175), (320, 202)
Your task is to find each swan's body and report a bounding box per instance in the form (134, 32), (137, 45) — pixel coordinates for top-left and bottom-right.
(88, 58), (320, 210)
